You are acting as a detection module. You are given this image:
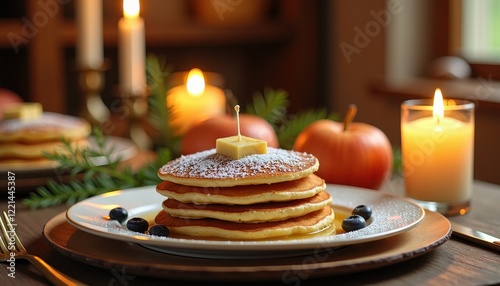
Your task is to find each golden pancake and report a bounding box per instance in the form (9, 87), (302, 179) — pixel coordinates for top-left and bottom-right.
(162, 191), (332, 223)
(0, 112), (91, 143)
(157, 147), (319, 187)
(156, 174), (325, 205)
(155, 205), (335, 240)
(0, 138), (89, 159)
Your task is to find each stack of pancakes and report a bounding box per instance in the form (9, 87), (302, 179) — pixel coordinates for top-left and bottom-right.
(156, 147), (335, 240)
(0, 112), (91, 167)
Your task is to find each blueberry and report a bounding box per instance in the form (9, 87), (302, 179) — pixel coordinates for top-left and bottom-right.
(352, 205), (372, 220)
(149, 225), (170, 237)
(342, 215), (366, 232)
(126, 217), (149, 233)
(109, 207), (128, 223)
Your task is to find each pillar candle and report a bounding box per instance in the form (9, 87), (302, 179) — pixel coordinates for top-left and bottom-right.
(167, 69), (226, 135)
(118, 0), (146, 95)
(75, 0), (103, 69)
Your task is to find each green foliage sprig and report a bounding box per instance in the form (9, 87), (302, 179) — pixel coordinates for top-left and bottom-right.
(246, 88), (338, 150)
(146, 54), (181, 156)
(246, 88), (289, 131)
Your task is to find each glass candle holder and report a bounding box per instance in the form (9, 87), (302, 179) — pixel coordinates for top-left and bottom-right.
(401, 99), (474, 216)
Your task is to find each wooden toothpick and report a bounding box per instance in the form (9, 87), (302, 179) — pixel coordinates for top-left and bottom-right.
(235, 105), (241, 141)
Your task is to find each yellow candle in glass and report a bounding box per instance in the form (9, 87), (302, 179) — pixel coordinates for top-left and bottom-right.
(401, 89), (474, 215)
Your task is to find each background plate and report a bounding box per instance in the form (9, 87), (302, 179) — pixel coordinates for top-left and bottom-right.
(0, 136), (136, 191)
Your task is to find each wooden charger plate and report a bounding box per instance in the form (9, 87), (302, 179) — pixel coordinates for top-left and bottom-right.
(42, 210), (451, 282)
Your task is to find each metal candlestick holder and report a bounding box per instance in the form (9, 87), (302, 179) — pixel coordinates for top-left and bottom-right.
(120, 89), (152, 150)
(78, 62), (110, 126)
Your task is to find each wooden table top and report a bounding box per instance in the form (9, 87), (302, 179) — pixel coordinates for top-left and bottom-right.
(1, 173), (499, 285)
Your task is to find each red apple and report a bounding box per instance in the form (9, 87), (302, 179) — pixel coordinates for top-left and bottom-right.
(293, 105), (392, 190)
(181, 113), (279, 155)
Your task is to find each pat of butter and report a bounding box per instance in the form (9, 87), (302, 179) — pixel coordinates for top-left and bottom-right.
(216, 135), (268, 159)
(3, 102), (43, 121)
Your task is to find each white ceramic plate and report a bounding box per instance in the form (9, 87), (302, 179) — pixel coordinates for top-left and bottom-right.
(66, 184), (425, 259)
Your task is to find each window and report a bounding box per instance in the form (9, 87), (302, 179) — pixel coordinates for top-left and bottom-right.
(461, 0), (500, 63)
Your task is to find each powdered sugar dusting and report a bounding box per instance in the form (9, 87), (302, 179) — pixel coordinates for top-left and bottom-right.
(0, 112), (87, 133)
(85, 215), (172, 240)
(159, 147), (317, 180)
(332, 195), (424, 240)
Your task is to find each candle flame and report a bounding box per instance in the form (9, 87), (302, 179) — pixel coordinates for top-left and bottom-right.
(186, 68), (205, 97)
(433, 88), (444, 124)
(124, 0), (140, 19)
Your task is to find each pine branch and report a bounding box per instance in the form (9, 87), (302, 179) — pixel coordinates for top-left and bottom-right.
(146, 54), (180, 153)
(147, 58), (167, 125)
(246, 88), (289, 131)
(244, 87), (338, 150)
(23, 174), (119, 209)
